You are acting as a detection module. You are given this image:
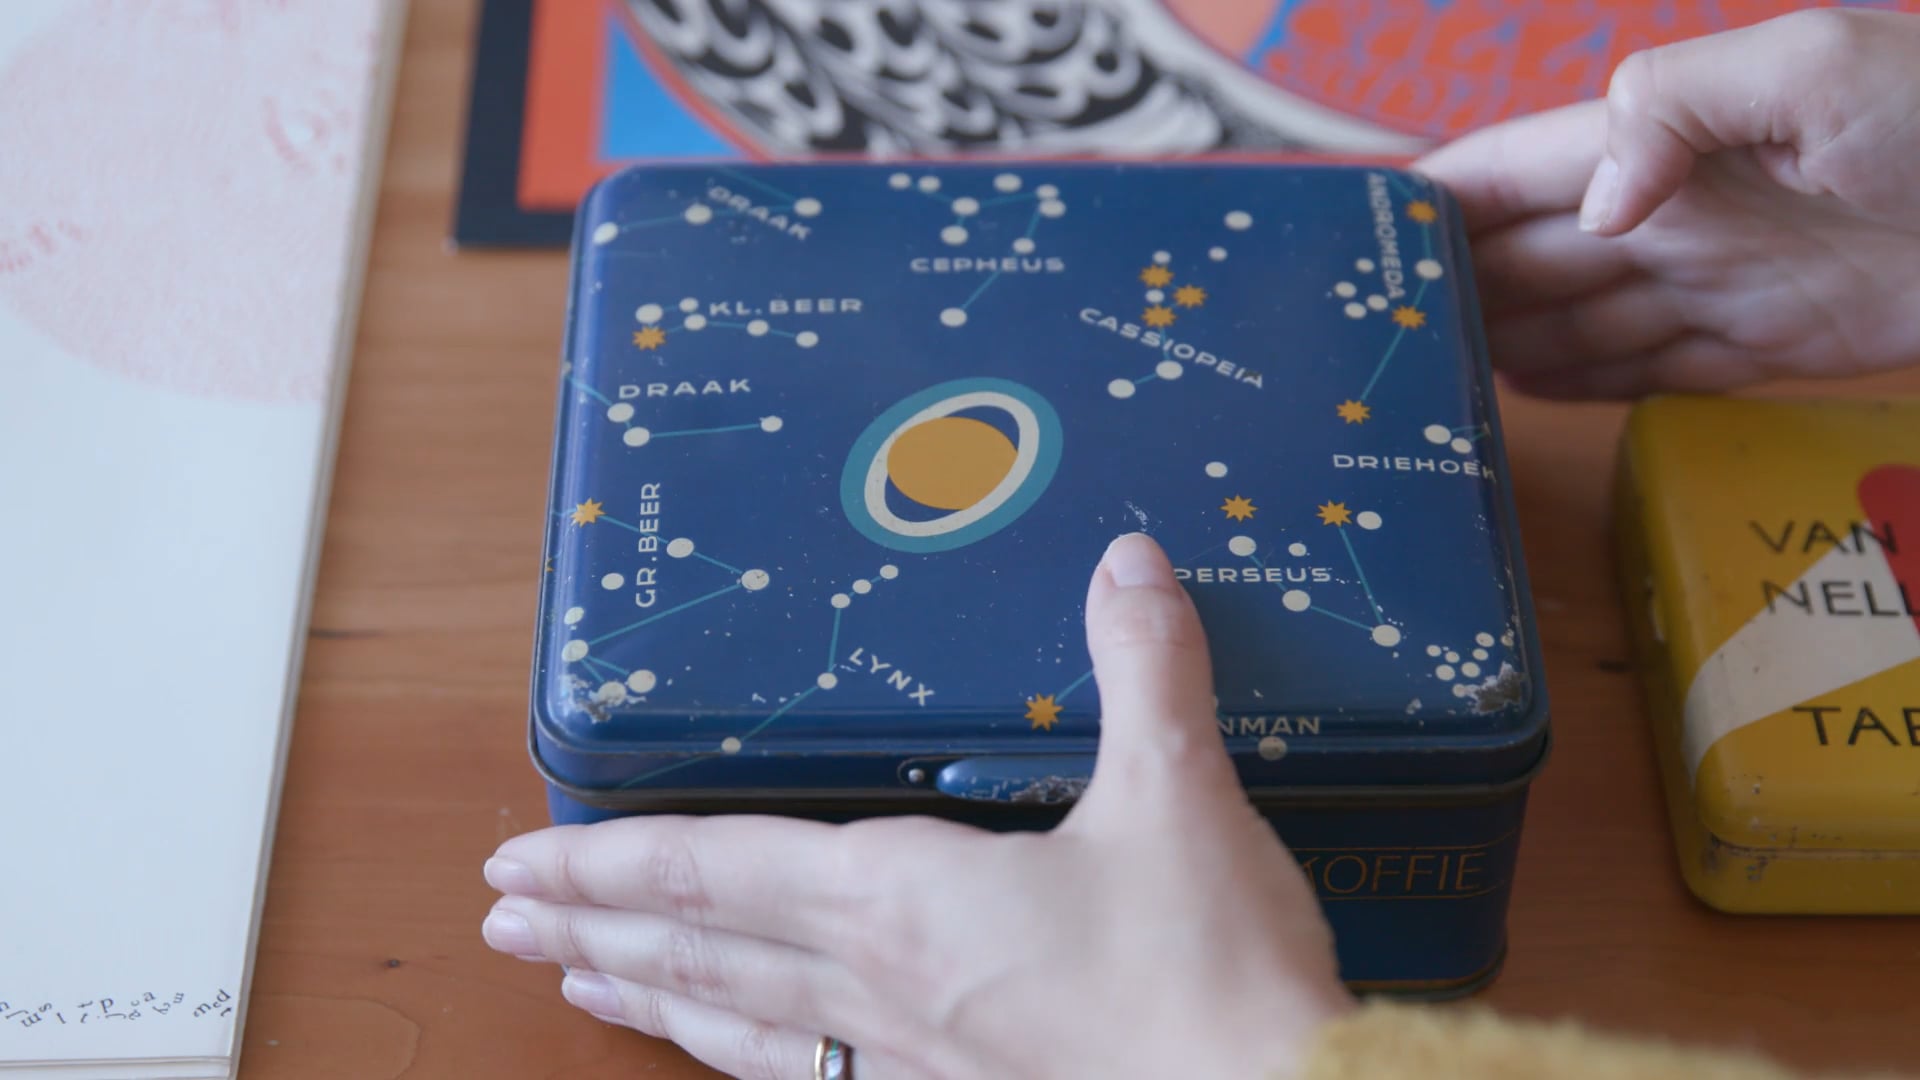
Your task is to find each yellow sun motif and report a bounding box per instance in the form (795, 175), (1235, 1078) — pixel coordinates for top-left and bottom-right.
(1317, 501), (1353, 527)
(1173, 284), (1208, 308)
(1025, 694), (1063, 731)
(1391, 306), (1427, 330)
(1140, 265), (1174, 288)
(1143, 305), (1176, 328)
(1222, 495), (1257, 521)
(633, 326), (667, 350)
(1336, 400), (1371, 424)
(1406, 200), (1439, 224)
(570, 499), (606, 526)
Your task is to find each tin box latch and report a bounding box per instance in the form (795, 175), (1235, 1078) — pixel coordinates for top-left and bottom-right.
(934, 756), (1093, 805)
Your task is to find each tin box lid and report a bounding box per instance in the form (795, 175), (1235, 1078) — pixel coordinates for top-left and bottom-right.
(531, 162), (1547, 800)
(1620, 395), (1920, 852)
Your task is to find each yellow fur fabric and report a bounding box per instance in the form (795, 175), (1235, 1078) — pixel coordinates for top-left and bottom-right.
(1299, 1001), (1908, 1080)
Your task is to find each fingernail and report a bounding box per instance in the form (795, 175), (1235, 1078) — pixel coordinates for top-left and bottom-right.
(484, 857), (541, 896)
(1102, 532), (1168, 588)
(1578, 156), (1619, 232)
(562, 971), (623, 1017)
(482, 909), (538, 956)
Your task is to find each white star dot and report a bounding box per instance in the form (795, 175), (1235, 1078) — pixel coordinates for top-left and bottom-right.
(624, 427), (651, 447)
(795, 197), (822, 218)
(1107, 379), (1135, 399)
(684, 204), (713, 225)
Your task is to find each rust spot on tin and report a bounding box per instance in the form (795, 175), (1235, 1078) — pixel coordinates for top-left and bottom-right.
(1459, 663), (1526, 713)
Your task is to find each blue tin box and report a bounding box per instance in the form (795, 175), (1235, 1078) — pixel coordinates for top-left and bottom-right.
(530, 161), (1550, 998)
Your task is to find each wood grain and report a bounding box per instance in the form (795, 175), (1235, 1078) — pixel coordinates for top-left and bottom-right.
(239, 2), (1920, 1074)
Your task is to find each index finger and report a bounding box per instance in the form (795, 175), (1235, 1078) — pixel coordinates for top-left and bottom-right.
(487, 815), (854, 950)
(1413, 100), (1608, 232)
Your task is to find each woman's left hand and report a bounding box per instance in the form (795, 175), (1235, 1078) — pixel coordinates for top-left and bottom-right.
(481, 533), (1351, 1079)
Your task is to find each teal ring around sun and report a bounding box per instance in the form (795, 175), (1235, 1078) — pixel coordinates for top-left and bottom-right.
(840, 378), (1063, 554)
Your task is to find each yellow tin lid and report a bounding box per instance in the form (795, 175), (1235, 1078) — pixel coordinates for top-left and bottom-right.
(1617, 396), (1920, 870)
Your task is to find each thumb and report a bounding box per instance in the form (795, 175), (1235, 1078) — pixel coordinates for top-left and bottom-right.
(1579, 9), (1867, 235)
(1070, 533), (1242, 828)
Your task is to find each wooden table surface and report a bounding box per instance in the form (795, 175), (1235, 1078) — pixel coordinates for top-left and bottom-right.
(238, 2), (1920, 1076)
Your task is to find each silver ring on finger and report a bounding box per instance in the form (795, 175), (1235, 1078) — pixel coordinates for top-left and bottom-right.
(813, 1036), (851, 1079)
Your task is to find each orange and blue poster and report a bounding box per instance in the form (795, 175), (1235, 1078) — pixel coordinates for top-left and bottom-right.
(455, 0), (1919, 246)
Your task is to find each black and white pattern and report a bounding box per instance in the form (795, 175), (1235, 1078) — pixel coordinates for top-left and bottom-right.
(622, 0), (1341, 155)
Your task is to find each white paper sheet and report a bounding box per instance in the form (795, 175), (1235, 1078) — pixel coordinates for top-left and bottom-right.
(0, 1), (403, 1074)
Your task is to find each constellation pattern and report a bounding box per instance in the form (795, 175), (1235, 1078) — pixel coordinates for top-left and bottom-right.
(632, 296), (820, 354)
(1423, 628), (1520, 704)
(888, 170), (1068, 329)
(1329, 177), (1449, 418)
(616, 563), (904, 784)
(1105, 211), (1254, 399)
(1196, 461), (1403, 649)
(591, 167), (823, 247)
(567, 376), (785, 449)
(544, 162), (1532, 772)
(556, 509), (772, 714)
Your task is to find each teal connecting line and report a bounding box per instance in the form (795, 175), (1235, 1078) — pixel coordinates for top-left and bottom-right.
(715, 167), (797, 204)
(1054, 668), (1095, 703)
(587, 582), (743, 647)
(1339, 529), (1383, 624)
(651, 422), (763, 439)
(1358, 218), (1437, 402)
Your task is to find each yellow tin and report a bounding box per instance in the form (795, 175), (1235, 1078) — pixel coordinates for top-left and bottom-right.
(1613, 395), (1920, 913)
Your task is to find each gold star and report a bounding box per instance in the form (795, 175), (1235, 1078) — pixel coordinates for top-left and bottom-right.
(1143, 305), (1176, 328)
(1140, 265), (1173, 287)
(1025, 694), (1062, 731)
(1317, 501), (1352, 527)
(1406, 200), (1439, 224)
(1222, 495), (1256, 521)
(1336, 399), (1371, 424)
(633, 326), (666, 350)
(570, 499), (606, 526)
(1173, 284), (1207, 308)
(1391, 306), (1426, 330)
